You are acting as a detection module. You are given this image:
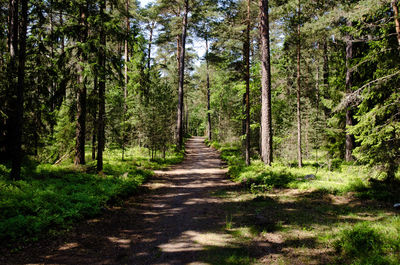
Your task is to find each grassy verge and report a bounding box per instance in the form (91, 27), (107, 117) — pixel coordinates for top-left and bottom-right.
(205, 140), (400, 264)
(206, 140), (399, 202)
(208, 189), (400, 265)
(102, 146), (185, 170)
(0, 146), (183, 249)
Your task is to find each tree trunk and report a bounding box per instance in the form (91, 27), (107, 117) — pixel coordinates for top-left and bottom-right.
(7, 0), (18, 177)
(49, 0), (55, 137)
(206, 36), (212, 141)
(122, 0), (129, 161)
(315, 50), (320, 163)
(185, 102), (189, 135)
(176, 5), (181, 77)
(296, 0), (303, 168)
(92, 126), (96, 160)
(97, 0), (106, 172)
(259, 0), (273, 166)
(175, 33), (181, 142)
(244, 0), (251, 166)
(58, 10), (67, 103)
(323, 40), (329, 88)
(345, 20), (354, 162)
(176, 35), (181, 78)
(92, 75), (98, 161)
(392, 1), (400, 46)
(74, 4), (88, 165)
(177, 0), (189, 149)
(5, 0), (19, 166)
(148, 22), (155, 69)
(10, 0), (27, 180)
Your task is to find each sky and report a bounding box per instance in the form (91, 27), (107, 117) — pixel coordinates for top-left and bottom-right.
(139, 0), (206, 66)
(140, 0), (154, 8)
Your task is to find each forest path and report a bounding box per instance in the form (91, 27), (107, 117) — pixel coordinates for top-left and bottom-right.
(10, 137), (240, 265)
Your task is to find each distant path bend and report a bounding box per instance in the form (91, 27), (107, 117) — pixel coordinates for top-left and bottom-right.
(8, 137), (236, 265)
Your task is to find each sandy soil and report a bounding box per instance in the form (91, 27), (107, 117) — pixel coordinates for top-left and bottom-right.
(4, 137), (238, 265)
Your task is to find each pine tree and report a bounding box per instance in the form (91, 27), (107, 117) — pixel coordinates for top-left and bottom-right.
(259, 0), (272, 165)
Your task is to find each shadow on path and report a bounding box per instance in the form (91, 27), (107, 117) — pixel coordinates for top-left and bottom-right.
(5, 137), (251, 265)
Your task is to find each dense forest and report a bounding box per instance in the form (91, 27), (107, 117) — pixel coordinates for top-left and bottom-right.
(1, 0), (400, 264)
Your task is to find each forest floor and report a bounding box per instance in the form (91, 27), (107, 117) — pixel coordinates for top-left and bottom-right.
(3, 137), (238, 264)
(3, 137), (398, 264)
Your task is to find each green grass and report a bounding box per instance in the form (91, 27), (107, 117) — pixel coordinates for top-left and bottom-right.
(86, 145), (184, 170)
(208, 141), (399, 202)
(334, 218), (400, 265)
(203, 245), (256, 265)
(207, 140), (400, 264)
(0, 146), (183, 248)
(210, 187), (399, 265)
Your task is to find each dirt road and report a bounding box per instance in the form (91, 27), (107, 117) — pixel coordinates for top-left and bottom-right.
(7, 137), (238, 265)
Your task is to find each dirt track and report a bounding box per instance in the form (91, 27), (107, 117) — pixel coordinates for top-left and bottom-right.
(6, 137), (237, 265)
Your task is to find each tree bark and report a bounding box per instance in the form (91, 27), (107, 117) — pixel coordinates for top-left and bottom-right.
(92, 74), (98, 161)
(244, 0), (251, 166)
(175, 33), (181, 142)
(206, 35), (212, 141)
(97, 0), (106, 172)
(176, 5), (181, 77)
(296, 0), (303, 168)
(49, 0), (55, 137)
(345, 20), (354, 162)
(6, 0), (18, 167)
(74, 4), (88, 165)
(58, 10), (67, 105)
(122, 0), (129, 161)
(185, 102), (189, 135)
(259, 0), (273, 166)
(177, 0), (189, 149)
(148, 22), (155, 69)
(315, 49), (320, 163)
(392, 0), (400, 46)
(10, 0), (27, 179)
(323, 40), (329, 88)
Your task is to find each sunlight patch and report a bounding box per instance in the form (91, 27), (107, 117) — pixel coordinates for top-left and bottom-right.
(158, 230), (234, 253)
(107, 237), (131, 248)
(189, 231), (234, 247)
(58, 242), (79, 251)
(156, 168), (227, 176)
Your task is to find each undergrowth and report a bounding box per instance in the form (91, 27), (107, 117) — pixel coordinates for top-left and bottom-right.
(207, 139), (400, 264)
(0, 146), (183, 249)
(334, 219), (400, 265)
(206, 140), (400, 202)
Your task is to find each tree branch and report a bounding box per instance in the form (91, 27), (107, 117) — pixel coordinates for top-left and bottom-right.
(336, 71), (400, 111)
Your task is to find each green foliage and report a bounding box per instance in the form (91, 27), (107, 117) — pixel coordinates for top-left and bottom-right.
(104, 146), (185, 170)
(211, 140), (400, 200)
(344, 3), (400, 179)
(38, 102), (76, 163)
(350, 90), (400, 178)
(334, 221), (400, 265)
(0, 161), (150, 247)
(354, 178), (400, 203)
(129, 69), (176, 158)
